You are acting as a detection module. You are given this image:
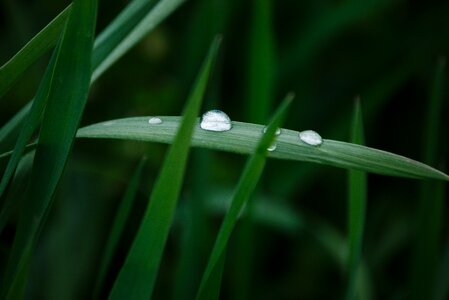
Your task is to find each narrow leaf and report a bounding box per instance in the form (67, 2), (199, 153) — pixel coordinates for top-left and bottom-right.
(346, 98), (367, 300)
(77, 118), (449, 182)
(93, 158), (146, 298)
(2, 0), (98, 296)
(195, 94), (294, 300)
(109, 37), (221, 300)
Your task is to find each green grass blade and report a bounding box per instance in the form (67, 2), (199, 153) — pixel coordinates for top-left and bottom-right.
(108, 37), (221, 300)
(2, 0), (98, 297)
(92, 0), (186, 81)
(246, 0), (276, 123)
(77, 118), (449, 181)
(0, 5), (71, 98)
(93, 158), (146, 298)
(195, 94), (294, 300)
(411, 58), (446, 300)
(346, 99), (367, 300)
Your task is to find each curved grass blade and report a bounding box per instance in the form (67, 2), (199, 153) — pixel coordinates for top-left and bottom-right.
(77, 118), (449, 181)
(346, 99), (367, 300)
(109, 36), (221, 300)
(2, 0), (98, 297)
(93, 158), (146, 298)
(195, 95), (294, 300)
(411, 58), (447, 300)
(0, 5), (71, 98)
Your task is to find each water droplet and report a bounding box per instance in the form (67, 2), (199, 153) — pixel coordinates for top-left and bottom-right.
(262, 126), (282, 136)
(103, 121), (114, 126)
(267, 142), (277, 152)
(299, 130), (323, 146)
(200, 110), (232, 132)
(148, 117), (162, 125)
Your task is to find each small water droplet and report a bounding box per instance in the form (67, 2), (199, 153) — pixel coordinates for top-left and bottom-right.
(148, 117), (162, 125)
(262, 126), (281, 136)
(267, 142), (277, 152)
(103, 121), (114, 126)
(299, 130), (323, 146)
(200, 109), (232, 132)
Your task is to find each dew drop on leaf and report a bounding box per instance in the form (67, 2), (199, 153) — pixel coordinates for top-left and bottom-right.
(200, 109), (232, 132)
(299, 130), (323, 146)
(148, 117), (162, 125)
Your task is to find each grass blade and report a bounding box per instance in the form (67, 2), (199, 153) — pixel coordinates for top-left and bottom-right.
(93, 158), (146, 298)
(77, 118), (449, 181)
(411, 57), (446, 300)
(195, 94), (294, 300)
(0, 5), (71, 98)
(346, 98), (367, 300)
(2, 0), (98, 296)
(108, 36), (221, 300)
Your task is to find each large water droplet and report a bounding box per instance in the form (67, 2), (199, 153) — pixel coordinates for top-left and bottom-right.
(299, 130), (323, 146)
(267, 142), (277, 152)
(148, 117), (162, 125)
(200, 110), (232, 132)
(262, 126), (282, 136)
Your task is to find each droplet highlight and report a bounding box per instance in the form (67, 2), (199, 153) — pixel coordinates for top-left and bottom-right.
(299, 130), (323, 146)
(262, 126), (282, 136)
(267, 142), (277, 152)
(200, 110), (232, 132)
(148, 117), (162, 125)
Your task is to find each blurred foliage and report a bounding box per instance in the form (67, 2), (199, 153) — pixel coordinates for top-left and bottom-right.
(1, 0), (448, 299)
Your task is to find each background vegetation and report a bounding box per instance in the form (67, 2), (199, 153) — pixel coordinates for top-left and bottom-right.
(0, 0), (448, 299)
